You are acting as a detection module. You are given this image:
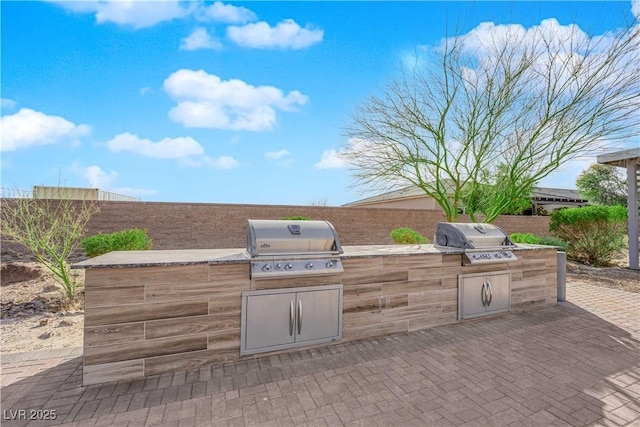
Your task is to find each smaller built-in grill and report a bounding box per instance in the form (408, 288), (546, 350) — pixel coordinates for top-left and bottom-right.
(247, 219), (343, 279)
(434, 222), (518, 265)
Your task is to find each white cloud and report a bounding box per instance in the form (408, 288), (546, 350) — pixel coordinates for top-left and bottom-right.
(51, 0), (193, 29)
(84, 165), (118, 188)
(227, 19), (323, 49)
(196, 1), (256, 24)
(204, 155), (240, 169)
(106, 132), (204, 159)
(0, 108), (90, 152)
(163, 69), (308, 131)
(265, 149), (291, 160)
(180, 28), (222, 51)
(315, 149), (348, 169)
(140, 86), (153, 95)
(1, 98), (16, 110)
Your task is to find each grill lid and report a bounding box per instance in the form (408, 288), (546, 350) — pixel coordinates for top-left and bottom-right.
(434, 222), (514, 249)
(247, 219), (343, 257)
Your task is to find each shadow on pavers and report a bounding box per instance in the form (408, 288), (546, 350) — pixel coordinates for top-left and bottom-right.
(0, 301), (638, 426)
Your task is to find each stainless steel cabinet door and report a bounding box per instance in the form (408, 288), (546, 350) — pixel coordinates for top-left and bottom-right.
(245, 292), (296, 351)
(485, 273), (510, 313)
(459, 275), (487, 319)
(295, 288), (340, 344)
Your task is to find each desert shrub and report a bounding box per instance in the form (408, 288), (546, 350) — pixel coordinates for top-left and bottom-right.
(509, 233), (540, 244)
(82, 228), (153, 257)
(509, 233), (569, 252)
(391, 227), (430, 244)
(549, 205), (626, 266)
(279, 216), (311, 220)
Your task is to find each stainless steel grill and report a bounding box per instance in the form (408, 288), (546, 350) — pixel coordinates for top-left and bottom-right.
(434, 222), (518, 265)
(246, 219), (344, 278)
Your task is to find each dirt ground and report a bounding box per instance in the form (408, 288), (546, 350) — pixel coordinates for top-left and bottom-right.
(1, 253), (639, 355)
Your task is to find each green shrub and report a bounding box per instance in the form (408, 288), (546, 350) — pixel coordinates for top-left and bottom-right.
(279, 216), (311, 220)
(82, 228), (153, 257)
(390, 227), (430, 244)
(509, 233), (540, 244)
(549, 205), (627, 266)
(509, 233), (569, 252)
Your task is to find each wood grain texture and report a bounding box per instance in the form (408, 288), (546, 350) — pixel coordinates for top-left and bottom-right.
(381, 303), (442, 323)
(83, 360), (144, 386)
(145, 313), (241, 340)
(84, 284), (145, 308)
(343, 311), (381, 329)
(383, 279), (442, 296)
(342, 320), (408, 341)
(209, 293), (242, 314)
(382, 255), (447, 269)
(85, 264), (209, 288)
(409, 288), (457, 305)
(84, 322), (144, 347)
(144, 348), (239, 377)
(84, 300), (209, 327)
(84, 334), (207, 365)
(252, 274), (341, 290)
(208, 329), (240, 350)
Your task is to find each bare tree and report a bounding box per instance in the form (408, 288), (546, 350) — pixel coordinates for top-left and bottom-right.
(310, 197), (328, 207)
(1, 193), (99, 307)
(343, 19), (639, 223)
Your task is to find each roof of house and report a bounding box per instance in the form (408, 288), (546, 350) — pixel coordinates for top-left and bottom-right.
(343, 185), (588, 207)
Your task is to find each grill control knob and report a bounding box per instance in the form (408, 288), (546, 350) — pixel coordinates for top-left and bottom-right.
(472, 254), (480, 260)
(326, 260), (335, 268)
(305, 262), (314, 269)
(503, 252), (512, 258)
(274, 263), (282, 270)
(284, 263), (293, 270)
(262, 264), (271, 272)
(494, 253), (502, 258)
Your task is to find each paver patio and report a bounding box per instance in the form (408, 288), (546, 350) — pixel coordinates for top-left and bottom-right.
(1, 282), (639, 427)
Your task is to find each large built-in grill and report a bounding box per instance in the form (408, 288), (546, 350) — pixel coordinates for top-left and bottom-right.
(247, 219), (344, 279)
(434, 222), (518, 264)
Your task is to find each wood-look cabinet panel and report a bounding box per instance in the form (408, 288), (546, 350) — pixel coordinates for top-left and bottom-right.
(84, 322), (144, 347)
(83, 360), (144, 386)
(208, 329), (240, 350)
(144, 348), (239, 377)
(85, 300), (209, 327)
(86, 265), (209, 288)
(145, 313), (240, 340)
(84, 284), (145, 308)
(84, 334), (208, 366)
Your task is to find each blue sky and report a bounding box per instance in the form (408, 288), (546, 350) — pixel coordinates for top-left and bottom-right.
(1, 1), (638, 205)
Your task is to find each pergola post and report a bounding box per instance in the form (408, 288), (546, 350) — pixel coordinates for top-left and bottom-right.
(597, 148), (640, 271)
(627, 160), (639, 270)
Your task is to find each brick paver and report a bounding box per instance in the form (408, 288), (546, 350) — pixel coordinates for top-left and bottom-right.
(2, 282), (639, 426)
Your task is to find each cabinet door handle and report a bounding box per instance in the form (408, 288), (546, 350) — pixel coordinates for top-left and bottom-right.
(487, 281), (493, 306)
(297, 300), (303, 335)
(481, 282), (487, 306)
(289, 300), (294, 336)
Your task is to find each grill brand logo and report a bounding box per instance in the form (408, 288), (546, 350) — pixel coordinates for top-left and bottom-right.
(260, 243), (271, 248)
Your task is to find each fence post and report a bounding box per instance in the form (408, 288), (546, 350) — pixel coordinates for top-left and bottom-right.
(557, 251), (567, 302)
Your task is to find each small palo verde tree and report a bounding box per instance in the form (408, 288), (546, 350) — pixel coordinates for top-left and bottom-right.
(576, 164), (628, 207)
(1, 191), (100, 306)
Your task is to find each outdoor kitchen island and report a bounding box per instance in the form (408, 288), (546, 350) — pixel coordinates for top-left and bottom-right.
(74, 243), (558, 385)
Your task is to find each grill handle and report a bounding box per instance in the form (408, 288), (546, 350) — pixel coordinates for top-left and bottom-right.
(289, 300), (294, 336)
(487, 281), (493, 306)
(297, 300), (303, 335)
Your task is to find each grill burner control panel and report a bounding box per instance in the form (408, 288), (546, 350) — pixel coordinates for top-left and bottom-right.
(464, 251), (517, 264)
(251, 258), (343, 278)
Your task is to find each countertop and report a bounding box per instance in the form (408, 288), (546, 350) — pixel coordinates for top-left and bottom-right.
(72, 243), (556, 269)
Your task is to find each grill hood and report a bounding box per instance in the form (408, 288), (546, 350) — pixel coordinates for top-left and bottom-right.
(247, 219), (343, 257)
(435, 222), (515, 249)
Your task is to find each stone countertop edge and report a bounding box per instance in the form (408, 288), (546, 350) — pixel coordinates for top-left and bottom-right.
(72, 244), (557, 269)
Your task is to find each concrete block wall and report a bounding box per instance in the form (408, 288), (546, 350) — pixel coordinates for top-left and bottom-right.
(0, 199), (552, 256)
